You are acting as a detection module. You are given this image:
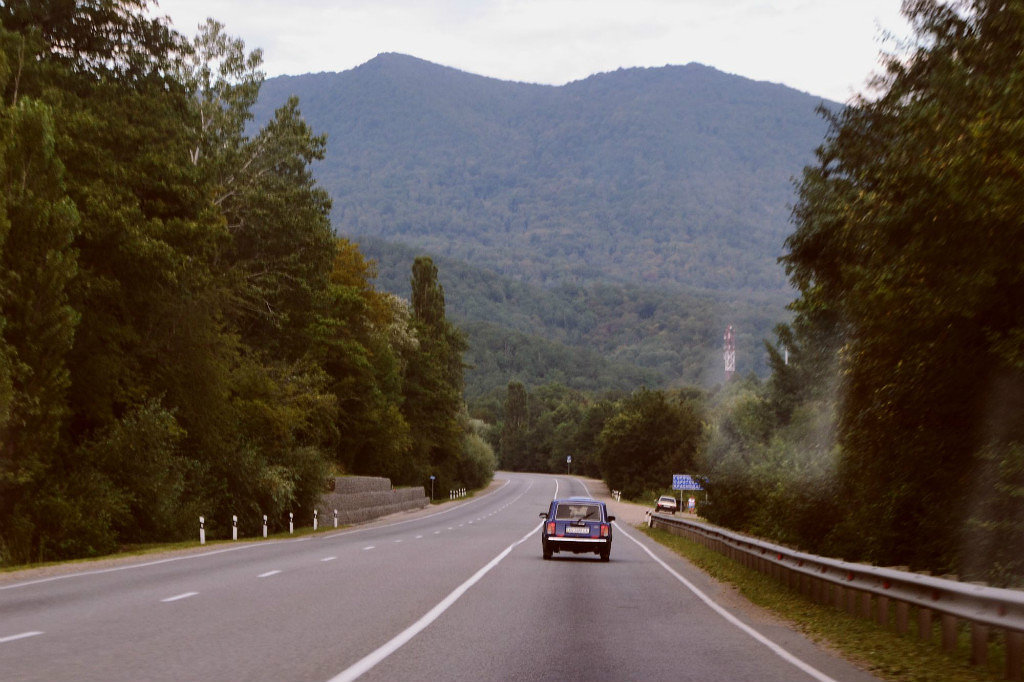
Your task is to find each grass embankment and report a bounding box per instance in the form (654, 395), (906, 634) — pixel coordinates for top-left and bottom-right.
(640, 525), (1009, 682)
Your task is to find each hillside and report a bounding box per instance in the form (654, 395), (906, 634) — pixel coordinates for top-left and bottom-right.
(356, 238), (786, 399)
(255, 54), (837, 295)
(252, 55), (833, 395)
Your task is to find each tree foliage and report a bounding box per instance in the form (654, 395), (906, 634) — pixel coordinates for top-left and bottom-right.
(703, 0), (1024, 583)
(0, 4), (479, 565)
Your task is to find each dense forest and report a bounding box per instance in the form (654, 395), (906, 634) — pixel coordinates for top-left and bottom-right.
(253, 58), (831, 395)
(255, 55), (835, 295)
(356, 236), (786, 398)
(482, 0), (1024, 586)
(0, 3), (492, 565)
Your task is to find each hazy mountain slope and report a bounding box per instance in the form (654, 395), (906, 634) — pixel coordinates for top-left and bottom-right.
(255, 54), (836, 295)
(355, 237), (785, 397)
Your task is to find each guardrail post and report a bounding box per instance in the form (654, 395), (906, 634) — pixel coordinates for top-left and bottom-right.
(1006, 630), (1023, 681)
(941, 613), (957, 652)
(918, 607), (933, 642)
(970, 623), (989, 666)
(876, 595), (890, 626)
(896, 601), (910, 634)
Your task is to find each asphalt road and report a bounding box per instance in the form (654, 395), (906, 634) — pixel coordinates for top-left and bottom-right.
(0, 473), (879, 681)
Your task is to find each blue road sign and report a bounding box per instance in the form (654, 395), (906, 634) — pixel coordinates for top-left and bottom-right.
(672, 474), (703, 491)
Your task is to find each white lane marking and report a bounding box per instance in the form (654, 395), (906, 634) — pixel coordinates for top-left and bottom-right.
(415, 535), (423, 540)
(393, 539), (403, 544)
(160, 592), (198, 603)
(617, 526), (837, 682)
(0, 478), (516, 592)
(363, 546), (375, 551)
(0, 631), (43, 644)
(258, 570), (281, 578)
(433, 531), (441, 535)
(321, 556), (337, 562)
(327, 524), (541, 682)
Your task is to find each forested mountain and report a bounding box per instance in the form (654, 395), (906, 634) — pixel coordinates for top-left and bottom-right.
(357, 237), (783, 398)
(255, 54), (836, 294)
(253, 55), (835, 395)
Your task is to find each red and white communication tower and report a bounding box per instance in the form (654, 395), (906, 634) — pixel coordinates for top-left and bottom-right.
(723, 325), (736, 381)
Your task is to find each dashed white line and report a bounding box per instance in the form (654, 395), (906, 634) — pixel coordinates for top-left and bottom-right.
(321, 556), (337, 562)
(363, 546), (375, 551)
(160, 592), (198, 603)
(327, 524), (539, 682)
(258, 570), (281, 578)
(415, 535), (423, 539)
(0, 631), (43, 644)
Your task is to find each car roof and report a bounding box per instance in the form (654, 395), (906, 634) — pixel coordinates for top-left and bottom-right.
(553, 497), (602, 504)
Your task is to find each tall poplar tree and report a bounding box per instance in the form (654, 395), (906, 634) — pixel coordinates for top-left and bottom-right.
(402, 256), (467, 488)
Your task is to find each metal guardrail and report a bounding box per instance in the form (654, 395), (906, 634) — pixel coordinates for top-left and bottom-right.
(649, 512), (1024, 680)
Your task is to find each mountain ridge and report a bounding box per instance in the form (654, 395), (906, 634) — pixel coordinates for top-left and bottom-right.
(252, 54), (834, 394)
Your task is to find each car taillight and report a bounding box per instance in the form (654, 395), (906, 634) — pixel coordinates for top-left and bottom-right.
(600, 524), (609, 537)
(547, 521), (556, 535)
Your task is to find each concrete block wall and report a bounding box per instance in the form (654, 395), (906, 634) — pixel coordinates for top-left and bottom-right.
(315, 476), (428, 525)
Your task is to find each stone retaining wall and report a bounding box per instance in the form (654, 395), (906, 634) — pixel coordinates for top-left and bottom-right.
(315, 476), (428, 525)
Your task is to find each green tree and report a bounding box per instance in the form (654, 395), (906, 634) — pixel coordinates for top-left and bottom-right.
(598, 389), (703, 499)
(402, 256), (467, 490)
(782, 0), (1024, 575)
(498, 381), (529, 470)
(0, 64), (81, 561)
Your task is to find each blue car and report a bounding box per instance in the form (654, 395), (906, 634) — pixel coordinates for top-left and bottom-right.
(539, 497), (615, 561)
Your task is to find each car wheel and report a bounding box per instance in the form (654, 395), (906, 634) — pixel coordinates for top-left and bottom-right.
(600, 549), (610, 562)
(543, 541), (552, 560)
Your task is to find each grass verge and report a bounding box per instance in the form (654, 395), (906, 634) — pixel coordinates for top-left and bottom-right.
(0, 524), (349, 575)
(640, 525), (1008, 682)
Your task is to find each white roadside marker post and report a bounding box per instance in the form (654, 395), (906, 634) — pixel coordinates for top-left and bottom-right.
(313, 509), (318, 532)
(289, 512), (294, 534)
(262, 514), (268, 538)
(199, 516), (205, 545)
(333, 509), (338, 528)
(232, 515), (238, 541)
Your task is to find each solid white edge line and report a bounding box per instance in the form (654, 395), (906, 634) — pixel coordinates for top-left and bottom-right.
(160, 591), (199, 603)
(0, 631), (43, 644)
(326, 523), (544, 682)
(617, 524), (838, 682)
(0, 478), (516, 592)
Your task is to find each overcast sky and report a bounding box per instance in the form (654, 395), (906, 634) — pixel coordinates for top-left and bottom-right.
(152, 0), (912, 103)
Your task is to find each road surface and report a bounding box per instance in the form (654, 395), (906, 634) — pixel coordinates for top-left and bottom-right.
(0, 473), (878, 681)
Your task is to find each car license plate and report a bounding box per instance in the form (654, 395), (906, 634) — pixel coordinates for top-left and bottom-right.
(565, 526), (590, 535)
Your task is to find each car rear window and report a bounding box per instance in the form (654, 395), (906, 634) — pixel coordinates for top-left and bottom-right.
(555, 503), (601, 521)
